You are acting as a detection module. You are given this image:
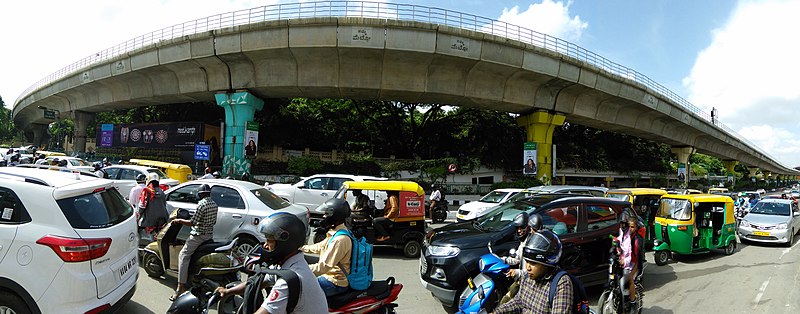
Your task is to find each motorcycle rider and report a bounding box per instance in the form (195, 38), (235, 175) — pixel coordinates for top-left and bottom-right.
(215, 213), (328, 314)
(616, 214), (643, 308)
(492, 230), (573, 314)
(128, 174), (147, 209)
(429, 185), (443, 220)
(301, 199), (353, 297)
(171, 184), (218, 301)
(499, 213), (544, 305)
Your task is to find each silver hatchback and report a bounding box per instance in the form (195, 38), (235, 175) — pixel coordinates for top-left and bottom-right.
(738, 198), (800, 246)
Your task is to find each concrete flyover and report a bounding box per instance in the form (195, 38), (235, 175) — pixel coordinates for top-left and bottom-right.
(11, 1), (799, 176)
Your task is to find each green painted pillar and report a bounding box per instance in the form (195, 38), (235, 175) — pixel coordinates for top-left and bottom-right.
(517, 111), (565, 184)
(215, 91), (264, 177)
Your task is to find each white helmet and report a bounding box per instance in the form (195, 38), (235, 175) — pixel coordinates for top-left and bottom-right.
(146, 172), (159, 183)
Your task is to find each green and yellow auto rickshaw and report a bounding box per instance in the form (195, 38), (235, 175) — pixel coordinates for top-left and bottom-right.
(653, 194), (737, 265)
(606, 188), (668, 247)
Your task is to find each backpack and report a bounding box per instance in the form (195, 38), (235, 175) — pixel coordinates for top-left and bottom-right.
(548, 269), (590, 314)
(327, 229), (373, 290)
(239, 268), (301, 314)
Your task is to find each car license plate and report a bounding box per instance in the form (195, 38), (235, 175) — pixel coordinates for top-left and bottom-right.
(115, 255), (138, 281)
(753, 231), (770, 236)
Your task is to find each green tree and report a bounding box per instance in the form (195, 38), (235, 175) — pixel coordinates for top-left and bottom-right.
(0, 96), (16, 142)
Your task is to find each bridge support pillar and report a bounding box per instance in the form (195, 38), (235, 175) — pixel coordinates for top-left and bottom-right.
(671, 146), (695, 187)
(517, 111), (565, 184)
(215, 91), (264, 177)
(748, 167), (759, 181)
(70, 111), (95, 154)
(30, 123), (50, 148)
(723, 160), (738, 187)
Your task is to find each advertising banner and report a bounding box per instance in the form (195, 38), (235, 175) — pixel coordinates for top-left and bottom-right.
(244, 121), (259, 159)
(523, 142), (537, 175)
(96, 122), (204, 148)
(677, 163), (688, 183)
(398, 191), (424, 218)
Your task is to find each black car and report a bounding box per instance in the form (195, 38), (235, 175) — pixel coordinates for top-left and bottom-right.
(419, 194), (631, 307)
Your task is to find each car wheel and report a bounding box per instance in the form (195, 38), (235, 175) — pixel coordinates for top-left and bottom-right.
(0, 292), (30, 314)
(654, 250), (670, 266)
(785, 229), (794, 247)
(724, 240), (736, 255)
(233, 237), (261, 262)
(403, 240), (422, 258)
(142, 251), (165, 278)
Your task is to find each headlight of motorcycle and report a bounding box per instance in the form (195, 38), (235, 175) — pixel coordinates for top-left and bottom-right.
(776, 223), (788, 230)
(426, 245), (460, 258)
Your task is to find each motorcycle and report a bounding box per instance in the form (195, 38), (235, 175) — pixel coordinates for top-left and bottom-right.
(425, 199), (448, 224)
(597, 238), (644, 314)
(140, 208), (241, 308)
(734, 202), (749, 229)
(457, 243), (512, 314)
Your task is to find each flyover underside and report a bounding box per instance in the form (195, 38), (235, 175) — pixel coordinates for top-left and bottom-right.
(13, 17), (793, 173)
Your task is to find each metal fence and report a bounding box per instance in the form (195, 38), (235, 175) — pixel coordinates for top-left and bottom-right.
(14, 1), (785, 169)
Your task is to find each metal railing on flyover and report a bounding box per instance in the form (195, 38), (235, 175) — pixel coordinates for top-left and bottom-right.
(14, 1), (789, 169)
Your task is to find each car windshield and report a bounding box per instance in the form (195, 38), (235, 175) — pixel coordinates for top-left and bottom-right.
(749, 202), (790, 216)
(474, 201), (537, 231)
(56, 187), (133, 229)
(251, 188), (291, 209)
(68, 159), (91, 166)
(146, 169), (169, 179)
(606, 193), (630, 202)
(479, 191), (510, 203)
(506, 191), (540, 203)
(659, 199), (691, 220)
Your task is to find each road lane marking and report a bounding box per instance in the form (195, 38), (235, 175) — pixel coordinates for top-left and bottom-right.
(753, 279), (770, 309)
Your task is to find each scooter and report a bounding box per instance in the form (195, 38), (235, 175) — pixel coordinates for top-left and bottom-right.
(425, 199), (448, 223)
(597, 239), (644, 314)
(457, 243), (512, 314)
(140, 208), (241, 306)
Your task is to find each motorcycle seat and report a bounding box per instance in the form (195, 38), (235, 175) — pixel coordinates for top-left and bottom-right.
(327, 277), (395, 309)
(195, 239), (235, 255)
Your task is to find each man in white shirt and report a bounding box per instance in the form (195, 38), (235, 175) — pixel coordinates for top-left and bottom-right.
(128, 174), (147, 209)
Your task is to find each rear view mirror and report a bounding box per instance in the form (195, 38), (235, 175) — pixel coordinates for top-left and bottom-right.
(177, 208), (190, 220)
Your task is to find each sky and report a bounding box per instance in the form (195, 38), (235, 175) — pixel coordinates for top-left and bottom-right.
(1, 0), (798, 167)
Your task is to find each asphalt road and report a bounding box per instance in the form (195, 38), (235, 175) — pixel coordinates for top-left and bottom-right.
(120, 215), (800, 313)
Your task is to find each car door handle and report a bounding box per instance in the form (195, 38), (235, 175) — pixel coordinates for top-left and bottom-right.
(320, 192), (328, 197)
(232, 214), (242, 219)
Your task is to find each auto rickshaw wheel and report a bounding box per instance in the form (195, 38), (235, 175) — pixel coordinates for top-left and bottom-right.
(654, 250), (670, 266)
(142, 251), (165, 278)
(724, 240), (736, 255)
(403, 240), (422, 258)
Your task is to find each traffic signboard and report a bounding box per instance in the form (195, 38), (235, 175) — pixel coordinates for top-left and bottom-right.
(43, 110), (55, 119)
(194, 144), (211, 160)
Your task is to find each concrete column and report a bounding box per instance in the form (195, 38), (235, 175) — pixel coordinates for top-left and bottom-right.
(748, 167), (759, 181)
(604, 177), (614, 188)
(215, 91), (264, 176)
(517, 111), (565, 183)
(723, 160), (738, 186)
(70, 111), (96, 154)
(30, 123), (50, 147)
(671, 146), (695, 187)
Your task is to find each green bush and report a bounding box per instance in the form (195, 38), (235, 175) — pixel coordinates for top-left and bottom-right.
(287, 156), (324, 176)
(491, 178), (543, 190)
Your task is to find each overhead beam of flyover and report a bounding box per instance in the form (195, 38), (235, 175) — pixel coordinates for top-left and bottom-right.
(12, 1), (799, 175)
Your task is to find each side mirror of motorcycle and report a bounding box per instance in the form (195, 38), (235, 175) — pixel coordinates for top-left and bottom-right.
(477, 285), (485, 300)
(509, 248), (517, 257)
(177, 208), (190, 220)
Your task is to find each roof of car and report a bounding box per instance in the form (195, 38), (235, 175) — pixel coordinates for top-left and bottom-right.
(607, 188), (668, 195)
(172, 179), (264, 190)
(0, 167), (106, 189)
(492, 188), (524, 193)
(524, 185), (608, 192)
(543, 196), (631, 207)
(104, 164), (158, 171)
(514, 193), (587, 206)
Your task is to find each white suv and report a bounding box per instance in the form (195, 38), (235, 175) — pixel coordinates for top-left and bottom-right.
(266, 174), (387, 221)
(0, 167), (138, 313)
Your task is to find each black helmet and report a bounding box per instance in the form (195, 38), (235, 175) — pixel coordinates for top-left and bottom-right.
(241, 172), (250, 181)
(319, 198), (351, 229)
(58, 159), (68, 167)
(522, 230), (562, 267)
(257, 213), (306, 264)
(135, 174), (147, 183)
(513, 212), (529, 228)
(529, 213), (543, 232)
(196, 184), (211, 198)
(212, 171), (221, 179)
(166, 291), (200, 314)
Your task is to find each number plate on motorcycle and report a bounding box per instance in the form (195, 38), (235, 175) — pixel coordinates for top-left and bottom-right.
(753, 231), (770, 236)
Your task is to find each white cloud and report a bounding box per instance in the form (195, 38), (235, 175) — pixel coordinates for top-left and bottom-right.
(684, 0), (800, 167)
(492, 0), (587, 42)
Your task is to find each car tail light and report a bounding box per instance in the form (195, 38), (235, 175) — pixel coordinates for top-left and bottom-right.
(85, 304), (110, 314)
(160, 184), (170, 191)
(36, 235), (112, 263)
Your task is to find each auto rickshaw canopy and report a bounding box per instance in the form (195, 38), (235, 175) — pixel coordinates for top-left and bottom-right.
(606, 188), (668, 198)
(342, 180), (425, 196)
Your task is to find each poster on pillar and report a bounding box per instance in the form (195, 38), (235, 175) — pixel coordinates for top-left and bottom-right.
(244, 121), (259, 159)
(677, 163), (687, 183)
(523, 142), (537, 175)
(727, 175), (735, 186)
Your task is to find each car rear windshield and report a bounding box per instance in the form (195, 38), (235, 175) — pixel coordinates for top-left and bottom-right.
(56, 187), (133, 229)
(147, 169), (169, 179)
(479, 191), (509, 203)
(251, 188), (291, 209)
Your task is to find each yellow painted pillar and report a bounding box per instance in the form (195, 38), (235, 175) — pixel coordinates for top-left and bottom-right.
(671, 146), (695, 187)
(517, 111), (565, 183)
(605, 177), (614, 188)
(723, 160), (738, 186)
(748, 167), (759, 180)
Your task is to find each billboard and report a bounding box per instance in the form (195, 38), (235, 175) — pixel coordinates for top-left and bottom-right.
(96, 122), (204, 148)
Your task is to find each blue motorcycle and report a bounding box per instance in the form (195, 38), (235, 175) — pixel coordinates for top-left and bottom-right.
(457, 243), (512, 314)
